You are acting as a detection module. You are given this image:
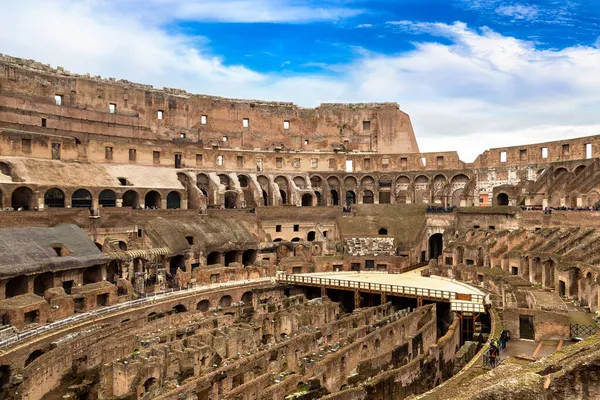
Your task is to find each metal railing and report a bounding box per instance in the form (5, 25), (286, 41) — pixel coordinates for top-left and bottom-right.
(276, 273), (485, 305)
(0, 278), (271, 351)
(570, 323), (599, 338)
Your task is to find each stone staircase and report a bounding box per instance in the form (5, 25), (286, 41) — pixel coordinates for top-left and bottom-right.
(344, 237), (395, 256)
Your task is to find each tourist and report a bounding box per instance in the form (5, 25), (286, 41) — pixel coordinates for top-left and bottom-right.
(499, 331), (507, 350)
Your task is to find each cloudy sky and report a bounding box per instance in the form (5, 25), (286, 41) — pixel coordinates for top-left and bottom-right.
(1, 0), (600, 161)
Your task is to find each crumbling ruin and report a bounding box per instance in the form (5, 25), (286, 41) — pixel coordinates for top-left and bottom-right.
(0, 54), (599, 399)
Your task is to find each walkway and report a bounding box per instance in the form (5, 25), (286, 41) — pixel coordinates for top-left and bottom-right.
(277, 269), (486, 312)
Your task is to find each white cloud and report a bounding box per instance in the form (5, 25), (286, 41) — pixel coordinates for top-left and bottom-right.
(118, 0), (363, 23)
(495, 4), (539, 21)
(1, 3), (600, 162)
(355, 23), (373, 28)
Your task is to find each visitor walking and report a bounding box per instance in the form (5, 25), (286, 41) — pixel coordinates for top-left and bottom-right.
(500, 331), (507, 350)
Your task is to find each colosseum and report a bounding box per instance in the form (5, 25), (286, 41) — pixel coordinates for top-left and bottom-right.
(0, 54), (599, 400)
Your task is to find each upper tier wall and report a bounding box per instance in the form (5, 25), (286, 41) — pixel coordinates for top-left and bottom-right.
(0, 55), (419, 154)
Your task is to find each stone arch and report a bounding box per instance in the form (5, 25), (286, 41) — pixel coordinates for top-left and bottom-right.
(71, 189), (92, 209)
(301, 193), (313, 207)
(428, 233), (443, 260)
(574, 165), (587, 175)
(173, 304), (187, 313)
(238, 175), (249, 188)
(197, 299), (211, 312)
(207, 252), (221, 265)
(197, 173), (210, 196)
(98, 189), (117, 208)
(310, 175), (323, 189)
(25, 349), (44, 367)
(554, 167), (568, 178)
(363, 190), (374, 204)
(433, 174), (447, 189)
(344, 176), (358, 188)
(169, 255), (185, 275)
(225, 250), (237, 266)
(122, 190), (139, 208)
(315, 191), (323, 206)
(450, 174), (469, 184)
(497, 193), (509, 206)
(218, 174), (232, 190)
(143, 377), (159, 394)
(83, 265), (103, 284)
(330, 189), (339, 206)
(588, 191), (600, 207)
(145, 191), (161, 208)
(224, 192), (237, 209)
(44, 187), (65, 208)
(327, 176), (341, 187)
(379, 175), (392, 188)
(241, 291), (254, 304)
(242, 249), (257, 266)
(6, 275), (28, 298)
(379, 227), (388, 235)
(360, 175), (375, 186)
(219, 295), (233, 307)
(307, 231), (316, 241)
(11, 186), (35, 210)
(293, 176), (306, 189)
(166, 191), (181, 209)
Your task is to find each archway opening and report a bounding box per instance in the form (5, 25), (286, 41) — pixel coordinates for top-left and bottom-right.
(280, 190), (287, 205)
(262, 190), (269, 206)
(224, 192), (237, 209)
(241, 291), (254, 305)
(363, 190), (374, 204)
(83, 265), (103, 284)
(497, 193), (509, 206)
(238, 175), (249, 187)
(307, 231), (316, 241)
(378, 228), (388, 235)
(315, 192), (323, 206)
(169, 255), (185, 275)
(173, 304), (187, 313)
(6, 275), (28, 298)
(72, 189), (92, 209)
(145, 191), (161, 208)
(219, 295), (233, 307)
(242, 249), (256, 266)
(197, 300), (210, 312)
(207, 252), (220, 265)
(44, 188), (65, 208)
(346, 191), (356, 206)
(143, 377), (158, 393)
(122, 190), (139, 208)
(25, 350), (44, 367)
(225, 250), (238, 266)
(11, 186), (34, 210)
(166, 191), (181, 209)
(98, 189), (117, 208)
(301, 193), (313, 207)
(429, 233), (443, 260)
(331, 190), (339, 206)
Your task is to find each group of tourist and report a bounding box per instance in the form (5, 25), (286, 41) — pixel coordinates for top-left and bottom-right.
(426, 205), (456, 213)
(487, 330), (511, 368)
(521, 206), (600, 212)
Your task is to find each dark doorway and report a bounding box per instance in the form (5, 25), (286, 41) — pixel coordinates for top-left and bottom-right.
(99, 189), (117, 208)
(559, 280), (566, 297)
(166, 191), (181, 209)
(307, 231), (316, 241)
(174, 153), (182, 168)
(262, 190), (269, 206)
(512, 266), (519, 275)
(242, 249), (256, 266)
(44, 188), (65, 208)
(122, 190), (139, 208)
(428, 233), (443, 260)
(519, 315), (535, 340)
(71, 189), (92, 209)
(331, 190), (339, 206)
(169, 255), (185, 275)
(363, 190), (374, 204)
(497, 193), (509, 206)
(365, 260), (375, 269)
(207, 252), (220, 265)
(315, 192), (323, 206)
(301, 193), (313, 207)
(225, 192), (237, 209)
(280, 190), (287, 205)
(12, 186), (34, 210)
(225, 251), (237, 266)
(144, 191), (161, 208)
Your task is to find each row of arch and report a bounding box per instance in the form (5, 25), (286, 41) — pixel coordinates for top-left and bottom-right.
(1, 187), (183, 210)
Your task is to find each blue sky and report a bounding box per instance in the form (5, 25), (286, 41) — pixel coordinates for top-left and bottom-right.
(1, 0), (600, 161)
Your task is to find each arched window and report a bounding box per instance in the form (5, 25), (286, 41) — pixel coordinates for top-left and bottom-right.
(497, 193), (509, 206)
(98, 189), (117, 208)
(11, 186), (34, 210)
(307, 231), (316, 241)
(363, 190), (374, 204)
(44, 188), (65, 208)
(71, 189), (92, 209)
(122, 190), (139, 208)
(346, 191), (356, 206)
(166, 191), (181, 209)
(145, 191), (161, 208)
(301, 193), (313, 207)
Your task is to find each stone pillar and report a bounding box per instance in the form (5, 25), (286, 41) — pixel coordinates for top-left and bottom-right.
(381, 292), (387, 304)
(321, 287), (326, 298)
(218, 253), (225, 266)
(116, 198), (123, 208)
(182, 199), (188, 210)
(38, 195), (45, 210)
(161, 198), (167, 209)
(354, 290), (360, 310)
(0, 280), (6, 301)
